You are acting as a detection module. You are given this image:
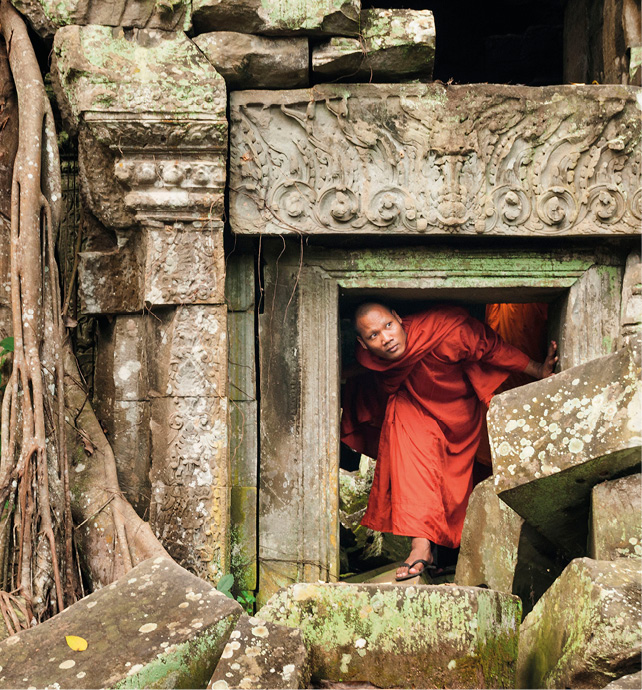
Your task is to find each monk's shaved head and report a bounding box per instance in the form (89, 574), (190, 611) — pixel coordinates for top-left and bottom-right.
(353, 302), (393, 332)
(353, 303), (407, 360)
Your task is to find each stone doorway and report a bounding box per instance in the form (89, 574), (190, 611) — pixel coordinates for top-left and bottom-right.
(253, 240), (627, 603)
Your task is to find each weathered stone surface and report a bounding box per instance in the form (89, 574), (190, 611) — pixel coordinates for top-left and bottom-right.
(620, 248), (642, 348)
(230, 84), (641, 237)
(228, 310), (256, 401)
(12, 0), (191, 39)
(192, 0), (359, 36)
(78, 232), (144, 314)
(209, 614), (309, 689)
(605, 670), (642, 689)
(312, 9), (435, 82)
(194, 32), (308, 90)
(489, 345), (642, 557)
(454, 478), (563, 616)
(259, 582), (521, 688)
(225, 253), (255, 313)
(150, 395), (229, 582)
(518, 558), (642, 689)
(52, 26), (227, 226)
(230, 401), (258, 486)
(589, 473), (642, 560)
(94, 315), (148, 402)
(148, 305), (227, 398)
(145, 224), (225, 306)
(0, 557), (242, 689)
(552, 264), (623, 369)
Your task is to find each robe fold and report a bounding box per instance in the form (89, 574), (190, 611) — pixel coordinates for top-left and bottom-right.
(340, 306), (530, 549)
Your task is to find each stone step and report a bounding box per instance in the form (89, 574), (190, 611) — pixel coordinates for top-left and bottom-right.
(518, 557), (642, 689)
(489, 345), (641, 557)
(258, 582), (521, 689)
(0, 557), (242, 689)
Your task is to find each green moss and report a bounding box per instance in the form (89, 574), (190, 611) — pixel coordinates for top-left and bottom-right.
(115, 618), (231, 689)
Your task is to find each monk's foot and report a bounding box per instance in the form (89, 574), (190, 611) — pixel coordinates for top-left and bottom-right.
(395, 537), (433, 581)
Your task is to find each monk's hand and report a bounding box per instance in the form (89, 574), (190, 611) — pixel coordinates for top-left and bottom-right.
(524, 341), (558, 380)
(539, 340), (558, 378)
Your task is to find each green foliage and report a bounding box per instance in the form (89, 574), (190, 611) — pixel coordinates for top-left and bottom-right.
(215, 573), (256, 615)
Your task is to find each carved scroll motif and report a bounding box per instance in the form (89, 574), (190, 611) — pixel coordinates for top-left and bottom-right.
(230, 85), (641, 236)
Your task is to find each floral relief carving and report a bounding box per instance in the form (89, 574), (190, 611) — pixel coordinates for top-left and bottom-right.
(230, 84), (641, 236)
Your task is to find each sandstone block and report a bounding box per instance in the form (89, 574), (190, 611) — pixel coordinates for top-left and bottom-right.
(620, 249), (642, 348)
(312, 9), (435, 82)
(589, 473), (642, 560)
(195, 32), (308, 90)
(148, 305), (227, 398)
(0, 557), (242, 689)
(192, 0), (359, 36)
(455, 478), (562, 616)
(52, 26), (225, 128)
(230, 401), (258, 486)
(230, 84), (640, 237)
(553, 264), (622, 369)
(225, 253), (255, 312)
(145, 224), (226, 306)
(489, 346), (642, 557)
(518, 558), (642, 689)
(209, 614), (309, 689)
(12, 0), (190, 39)
(103, 400), (151, 516)
(79, 235), (143, 314)
(259, 583), (521, 688)
(228, 310), (256, 401)
(150, 396), (229, 581)
(94, 315), (148, 402)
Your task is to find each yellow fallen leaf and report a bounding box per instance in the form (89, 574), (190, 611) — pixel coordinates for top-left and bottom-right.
(66, 635), (88, 651)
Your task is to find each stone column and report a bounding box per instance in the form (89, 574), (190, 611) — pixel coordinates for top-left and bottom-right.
(51, 26), (230, 582)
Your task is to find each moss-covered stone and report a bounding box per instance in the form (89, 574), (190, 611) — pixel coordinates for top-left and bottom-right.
(51, 25), (226, 132)
(258, 582), (521, 688)
(0, 557), (242, 689)
(312, 8), (435, 82)
(11, 0), (191, 39)
(518, 558), (642, 689)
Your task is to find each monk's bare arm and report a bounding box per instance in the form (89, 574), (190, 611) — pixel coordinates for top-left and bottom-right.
(523, 340), (558, 379)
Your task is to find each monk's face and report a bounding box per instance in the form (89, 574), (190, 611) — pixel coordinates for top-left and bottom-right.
(356, 306), (407, 360)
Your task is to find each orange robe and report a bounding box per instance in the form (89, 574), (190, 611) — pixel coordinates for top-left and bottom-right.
(341, 307), (530, 548)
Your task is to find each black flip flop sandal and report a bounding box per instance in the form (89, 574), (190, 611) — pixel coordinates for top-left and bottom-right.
(395, 559), (435, 582)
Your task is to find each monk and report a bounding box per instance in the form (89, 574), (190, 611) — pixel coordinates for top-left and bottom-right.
(340, 303), (558, 581)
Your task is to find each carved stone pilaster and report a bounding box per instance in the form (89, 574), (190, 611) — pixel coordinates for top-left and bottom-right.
(51, 25), (230, 582)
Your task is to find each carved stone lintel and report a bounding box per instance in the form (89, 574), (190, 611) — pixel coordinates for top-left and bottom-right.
(230, 84), (641, 237)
